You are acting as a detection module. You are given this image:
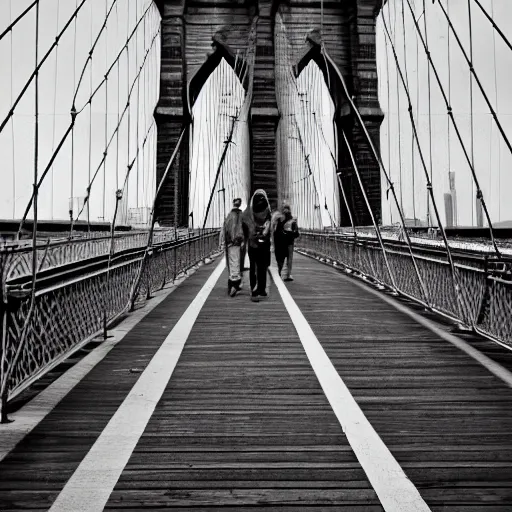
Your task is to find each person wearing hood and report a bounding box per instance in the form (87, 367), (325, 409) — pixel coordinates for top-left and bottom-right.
(223, 197), (244, 297)
(272, 202), (299, 281)
(241, 189), (272, 302)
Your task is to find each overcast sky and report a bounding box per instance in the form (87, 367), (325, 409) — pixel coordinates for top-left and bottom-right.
(377, 0), (512, 226)
(0, 0), (160, 224)
(1, 0), (511, 227)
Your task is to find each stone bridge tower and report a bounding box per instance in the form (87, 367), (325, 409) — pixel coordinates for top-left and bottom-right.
(154, 0), (384, 227)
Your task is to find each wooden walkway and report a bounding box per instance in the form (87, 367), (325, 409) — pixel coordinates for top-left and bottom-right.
(1, 253), (512, 510)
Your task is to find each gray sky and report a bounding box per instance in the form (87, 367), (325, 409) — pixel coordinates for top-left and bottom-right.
(377, 0), (512, 226)
(1, 0), (511, 227)
(0, 0), (160, 224)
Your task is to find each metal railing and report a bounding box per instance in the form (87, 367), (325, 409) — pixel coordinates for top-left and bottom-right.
(0, 229), (220, 416)
(296, 230), (512, 347)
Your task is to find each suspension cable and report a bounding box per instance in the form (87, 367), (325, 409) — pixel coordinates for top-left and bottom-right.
(471, 0), (512, 53)
(322, 47), (430, 304)
(404, 0), (501, 256)
(0, 0), (88, 137)
(421, 0), (433, 227)
(74, 28), (161, 225)
(18, 19), (160, 235)
(9, 1), (16, 219)
(383, 24), (393, 225)
(401, 0), (416, 224)
(17, 1), (158, 235)
(390, 1), (404, 214)
(490, 0), (501, 221)
(0, 1), (38, 42)
(381, 7), (474, 320)
(1, 0), (41, 423)
(435, 0), (512, 167)
(467, 0), (476, 225)
(313, 112), (354, 235)
(342, 130), (398, 292)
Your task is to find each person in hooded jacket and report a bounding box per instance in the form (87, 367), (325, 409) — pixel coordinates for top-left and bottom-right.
(241, 189), (271, 302)
(223, 197), (244, 297)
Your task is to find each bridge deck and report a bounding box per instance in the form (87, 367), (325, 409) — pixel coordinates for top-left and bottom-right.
(1, 254), (512, 510)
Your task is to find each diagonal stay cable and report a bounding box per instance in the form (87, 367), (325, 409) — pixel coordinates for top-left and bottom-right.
(0, 1), (37, 43)
(18, 23), (161, 235)
(0, 0), (88, 137)
(381, 6), (474, 321)
(75, 1), (154, 115)
(404, 0), (501, 256)
(435, 0), (512, 171)
(129, 125), (189, 308)
(342, 129), (398, 293)
(471, 0), (512, 53)
(321, 46), (430, 306)
(73, 28), (161, 226)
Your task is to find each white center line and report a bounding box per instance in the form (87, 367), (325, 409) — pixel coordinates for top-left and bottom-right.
(270, 266), (431, 512)
(49, 258), (226, 512)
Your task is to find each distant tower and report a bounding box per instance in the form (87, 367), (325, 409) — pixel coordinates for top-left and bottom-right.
(475, 196), (484, 227)
(448, 171), (457, 226)
(444, 193), (453, 227)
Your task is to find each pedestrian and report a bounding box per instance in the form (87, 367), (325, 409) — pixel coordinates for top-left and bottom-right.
(272, 202), (299, 281)
(242, 189), (272, 302)
(222, 197), (244, 297)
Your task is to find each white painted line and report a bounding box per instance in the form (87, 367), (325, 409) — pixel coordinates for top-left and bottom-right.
(49, 258), (225, 512)
(0, 260), (214, 463)
(270, 266), (431, 512)
(325, 262), (512, 389)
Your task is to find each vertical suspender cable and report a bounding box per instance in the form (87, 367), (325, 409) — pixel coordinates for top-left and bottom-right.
(490, 0), (500, 221)
(390, 1), (404, 214)
(103, 0), (109, 223)
(126, 3), (131, 224)
(87, 0), (94, 230)
(405, 0), (500, 255)
(33, 0), (40, 288)
(384, 28), (393, 224)
(467, 0), (475, 225)
(0, 0), (41, 423)
(323, 47), (430, 304)
(422, 0), (433, 227)
(381, 10), (475, 321)
(70, 0), (79, 233)
(50, 0), (61, 220)
(342, 130), (398, 292)
(9, 1), (16, 219)
(115, 1), (120, 191)
(135, 0), (140, 209)
(447, 0), (453, 224)
(401, 0), (416, 224)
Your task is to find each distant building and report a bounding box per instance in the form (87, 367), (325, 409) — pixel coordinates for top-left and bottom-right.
(448, 171), (457, 226)
(475, 197), (484, 227)
(444, 193), (454, 227)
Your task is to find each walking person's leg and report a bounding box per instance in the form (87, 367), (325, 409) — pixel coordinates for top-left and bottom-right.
(257, 249), (270, 297)
(284, 243), (294, 281)
(227, 245), (242, 296)
(248, 246), (259, 301)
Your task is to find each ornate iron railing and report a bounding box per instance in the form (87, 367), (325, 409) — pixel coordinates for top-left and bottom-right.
(0, 229), (220, 414)
(296, 231), (512, 348)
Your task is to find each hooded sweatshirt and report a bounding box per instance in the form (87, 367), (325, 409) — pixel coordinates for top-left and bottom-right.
(241, 189), (272, 249)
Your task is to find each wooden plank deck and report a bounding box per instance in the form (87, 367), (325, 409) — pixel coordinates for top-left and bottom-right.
(0, 253), (512, 510)
(287, 254), (512, 511)
(104, 263), (380, 510)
